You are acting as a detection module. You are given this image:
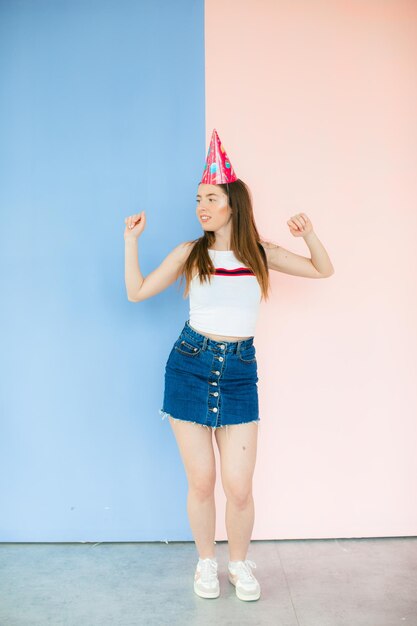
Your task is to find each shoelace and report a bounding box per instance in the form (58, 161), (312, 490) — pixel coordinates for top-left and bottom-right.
(198, 558), (218, 583)
(230, 559), (257, 583)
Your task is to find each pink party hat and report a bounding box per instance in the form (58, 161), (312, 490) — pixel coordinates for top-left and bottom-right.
(200, 129), (238, 184)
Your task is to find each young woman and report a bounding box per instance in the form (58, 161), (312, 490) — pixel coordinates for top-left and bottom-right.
(124, 133), (334, 602)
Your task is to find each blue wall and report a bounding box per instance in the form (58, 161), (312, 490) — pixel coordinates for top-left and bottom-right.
(0, 0), (206, 541)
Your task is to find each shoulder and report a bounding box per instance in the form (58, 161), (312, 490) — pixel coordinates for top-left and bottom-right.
(259, 239), (279, 250)
(171, 240), (196, 263)
(258, 240), (280, 271)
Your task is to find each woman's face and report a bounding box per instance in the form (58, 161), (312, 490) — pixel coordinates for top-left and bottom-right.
(196, 184), (231, 230)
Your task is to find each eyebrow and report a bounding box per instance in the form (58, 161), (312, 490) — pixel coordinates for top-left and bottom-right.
(196, 193), (218, 198)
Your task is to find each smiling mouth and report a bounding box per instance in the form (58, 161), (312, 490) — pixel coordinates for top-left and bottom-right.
(200, 215), (211, 222)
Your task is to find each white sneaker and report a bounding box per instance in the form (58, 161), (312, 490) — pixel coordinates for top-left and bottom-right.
(228, 559), (261, 601)
(194, 557), (220, 599)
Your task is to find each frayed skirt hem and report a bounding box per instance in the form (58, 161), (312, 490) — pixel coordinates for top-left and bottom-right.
(159, 409), (260, 431)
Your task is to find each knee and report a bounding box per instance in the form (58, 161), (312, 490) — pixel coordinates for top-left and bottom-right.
(189, 473), (216, 501)
(224, 481), (253, 509)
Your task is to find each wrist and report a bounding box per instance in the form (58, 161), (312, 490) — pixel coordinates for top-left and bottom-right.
(303, 230), (316, 242)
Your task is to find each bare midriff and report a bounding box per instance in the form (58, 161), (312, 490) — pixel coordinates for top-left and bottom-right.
(189, 323), (252, 342)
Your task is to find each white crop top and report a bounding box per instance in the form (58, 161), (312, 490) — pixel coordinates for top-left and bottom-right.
(188, 249), (262, 336)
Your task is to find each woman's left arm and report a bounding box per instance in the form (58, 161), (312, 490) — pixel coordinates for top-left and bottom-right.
(261, 213), (335, 279)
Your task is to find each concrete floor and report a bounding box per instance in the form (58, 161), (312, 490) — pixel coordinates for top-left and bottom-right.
(0, 538), (416, 626)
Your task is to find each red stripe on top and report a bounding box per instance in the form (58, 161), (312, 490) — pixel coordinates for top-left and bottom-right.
(213, 267), (255, 276)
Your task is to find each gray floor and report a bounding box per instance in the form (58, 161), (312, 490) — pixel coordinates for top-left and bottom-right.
(0, 538), (416, 626)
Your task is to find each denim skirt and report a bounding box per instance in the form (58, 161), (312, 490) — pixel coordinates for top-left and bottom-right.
(159, 320), (260, 432)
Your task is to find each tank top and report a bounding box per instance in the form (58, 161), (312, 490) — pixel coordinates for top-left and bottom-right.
(188, 249), (262, 337)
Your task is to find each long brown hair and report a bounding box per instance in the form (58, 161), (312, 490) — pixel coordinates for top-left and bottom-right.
(178, 178), (271, 301)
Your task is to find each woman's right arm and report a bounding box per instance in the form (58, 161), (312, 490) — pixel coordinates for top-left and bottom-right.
(125, 237), (193, 302)
(124, 209), (193, 302)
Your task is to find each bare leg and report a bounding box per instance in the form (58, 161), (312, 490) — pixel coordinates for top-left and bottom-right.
(215, 422), (258, 561)
(169, 417), (217, 559)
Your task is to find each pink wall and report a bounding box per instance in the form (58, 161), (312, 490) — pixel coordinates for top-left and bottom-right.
(206, 0), (417, 539)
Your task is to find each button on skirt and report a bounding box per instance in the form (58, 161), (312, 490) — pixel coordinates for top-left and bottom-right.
(159, 320), (260, 431)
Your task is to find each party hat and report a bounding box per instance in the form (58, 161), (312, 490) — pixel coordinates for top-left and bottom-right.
(200, 128), (238, 184)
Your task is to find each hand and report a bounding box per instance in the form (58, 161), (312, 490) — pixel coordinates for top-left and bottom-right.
(287, 213), (313, 237)
(124, 211), (146, 240)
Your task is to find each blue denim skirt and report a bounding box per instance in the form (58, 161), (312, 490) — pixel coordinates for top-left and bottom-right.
(159, 320), (260, 431)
